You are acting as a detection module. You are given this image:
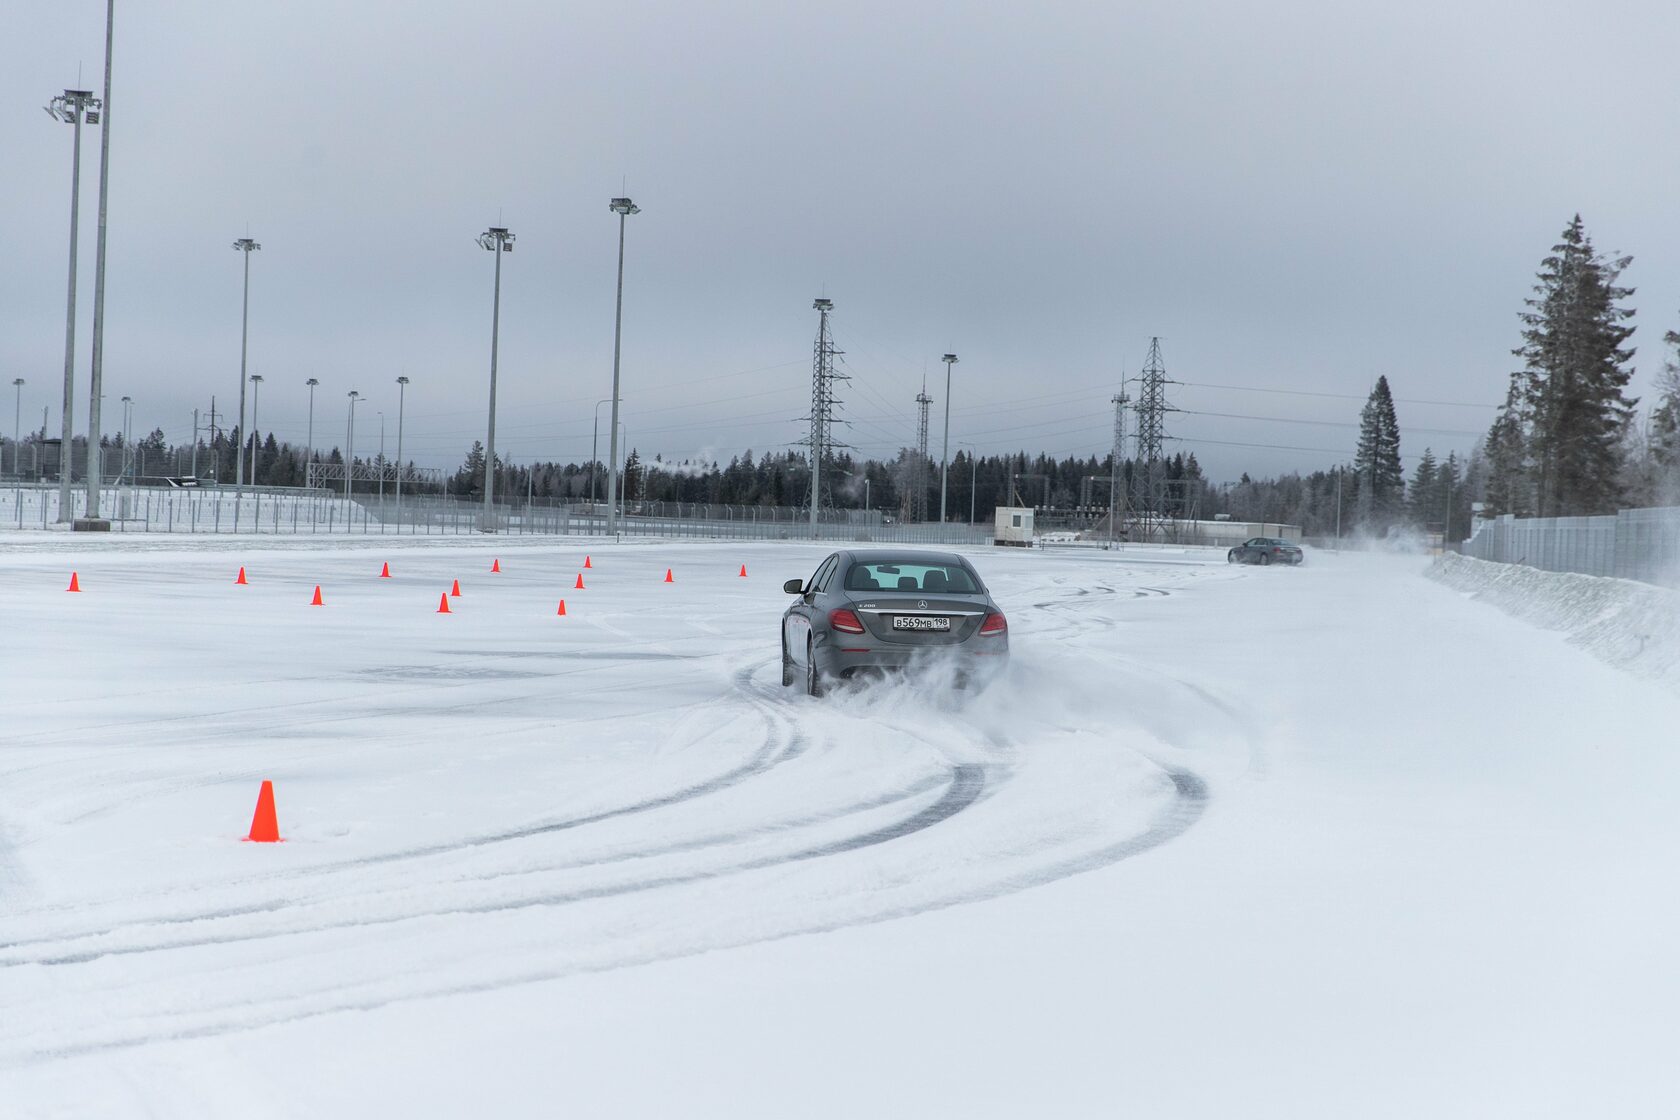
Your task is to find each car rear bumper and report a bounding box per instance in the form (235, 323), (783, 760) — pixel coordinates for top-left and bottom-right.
(820, 641), (1009, 677)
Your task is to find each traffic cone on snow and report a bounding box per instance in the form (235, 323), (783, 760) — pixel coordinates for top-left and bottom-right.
(739, 564), (747, 577)
(437, 592), (452, 614)
(246, 780), (281, 843)
(491, 558), (501, 573)
(379, 561), (391, 578)
(664, 568), (674, 583)
(235, 566), (248, 585)
(450, 579), (462, 597)
(584, 555), (592, 569)
(67, 572), (81, 592)
(574, 573), (585, 589)
(310, 585), (324, 606)
(556, 599), (567, 616)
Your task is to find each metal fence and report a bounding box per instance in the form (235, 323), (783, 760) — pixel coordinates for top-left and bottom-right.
(2, 483), (995, 546)
(1462, 507), (1680, 588)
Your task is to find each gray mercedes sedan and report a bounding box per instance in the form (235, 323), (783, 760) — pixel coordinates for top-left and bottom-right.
(780, 549), (1009, 695)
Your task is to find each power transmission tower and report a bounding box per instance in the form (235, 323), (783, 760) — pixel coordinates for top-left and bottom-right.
(913, 379), (932, 522)
(1110, 390), (1128, 541)
(805, 298), (848, 530)
(1130, 337), (1176, 540)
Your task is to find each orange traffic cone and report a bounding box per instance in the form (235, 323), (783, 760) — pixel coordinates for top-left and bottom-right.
(67, 572), (81, 592)
(236, 566), (249, 585)
(556, 599), (567, 616)
(574, 573), (585, 589)
(379, 561), (391, 578)
(450, 579), (462, 597)
(310, 585), (324, 606)
(437, 592), (452, 614)
(664, 568), (674, 583)
(491, 558), (501, 573)
(584, 555), (593, 569)
(246, 780), (281, 843)
(739, 564), (747, 577)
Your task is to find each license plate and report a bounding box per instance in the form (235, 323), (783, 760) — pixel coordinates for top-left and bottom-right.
(893, 616), (950, 631)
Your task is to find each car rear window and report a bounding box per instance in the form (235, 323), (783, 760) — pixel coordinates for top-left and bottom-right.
(844, 562), (980, 594)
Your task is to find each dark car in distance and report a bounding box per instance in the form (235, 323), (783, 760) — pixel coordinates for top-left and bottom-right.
(780, 549), (1008, 696)
(1227, 537), (1304, 565)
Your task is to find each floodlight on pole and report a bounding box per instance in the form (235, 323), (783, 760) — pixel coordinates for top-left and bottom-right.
(395, 376), (409, 526)
(604, 196), (639, 535)
(305, 377), (319, 485)
(247, 374), (263, 486)
(232, 237), (261, 494)
(345, 390), (361, 503)
(939, 353), (958, 523)
(477, 225), (514, 532)
(46, 88), (100, 521)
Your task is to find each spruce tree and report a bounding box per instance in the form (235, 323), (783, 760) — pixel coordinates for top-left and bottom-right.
(1482, 378), (1529, 516)
(1354, 375), (1404, 528)
(1652, 323), (1680, 491)
(1408, 448), (1438, 524)
(1515, 215), (1637, 516)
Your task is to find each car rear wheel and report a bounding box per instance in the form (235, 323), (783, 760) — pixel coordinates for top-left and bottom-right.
(1259, 552), (1272, 566)
(781, 633), (795, 687)
(805, 638), (825, 697)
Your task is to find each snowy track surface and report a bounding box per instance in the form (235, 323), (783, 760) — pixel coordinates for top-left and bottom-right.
(3, 538), (1678, 1117)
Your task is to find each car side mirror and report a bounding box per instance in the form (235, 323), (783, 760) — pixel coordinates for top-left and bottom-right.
(783, 579), (805, 595)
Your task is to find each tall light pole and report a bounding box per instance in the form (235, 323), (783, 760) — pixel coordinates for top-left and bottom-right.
(247, 374), (263, 486)
(82, 0), (116, 526)
(939, 353), (958, 523)
(120, 395), (132, 483)
(959, 442), (980, 526)
(377, 411), (385, 504)
(46, 87), (100, 522)
(11, 378), (23, 478)
(232, 237), (260, 494)
(605, 197), (639, 535)
(477, 225), (514, 532)
(395, 375), (409, 524)
(591, 397), (613, 505)
(345, 390), (361, 503)
(305, 377), (319, 486)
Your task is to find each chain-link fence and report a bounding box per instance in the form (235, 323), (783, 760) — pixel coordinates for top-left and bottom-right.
(1462, 507), (1680, 588)
(2, 483), (995, 546)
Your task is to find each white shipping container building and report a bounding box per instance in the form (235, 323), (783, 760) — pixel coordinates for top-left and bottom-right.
(994, 506), (1035, 546)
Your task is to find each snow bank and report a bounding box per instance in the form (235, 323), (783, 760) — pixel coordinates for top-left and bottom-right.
(1428, 551), (1680, 690)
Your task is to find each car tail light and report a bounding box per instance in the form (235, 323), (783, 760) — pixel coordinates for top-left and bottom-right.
(829, 608), (866, 634)
(979, 612), (1007, 636)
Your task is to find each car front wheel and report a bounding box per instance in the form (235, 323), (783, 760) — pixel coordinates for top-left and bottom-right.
(781, 632), (795, 687)
(1227, 550), (1238, 564)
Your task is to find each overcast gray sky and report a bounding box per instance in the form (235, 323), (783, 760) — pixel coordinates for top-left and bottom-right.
(5, 0), (1679, 482)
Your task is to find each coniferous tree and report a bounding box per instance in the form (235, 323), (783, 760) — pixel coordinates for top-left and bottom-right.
(1515, 215), (1637, 516)
(1408, 448), (1438, 524)
(1482, 379), (1529, 516)
(1650, 323), (1680, 502)
(1353, 375), (1404, 529)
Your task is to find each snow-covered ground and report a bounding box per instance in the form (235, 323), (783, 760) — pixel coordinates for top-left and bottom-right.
(2, 537), (1676, 1117)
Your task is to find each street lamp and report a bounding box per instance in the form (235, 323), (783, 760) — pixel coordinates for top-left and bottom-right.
(477, 225), (515, 532)
(939, 353), (958, 523)
(46, 88), (100, 521)
(345, 390), (361, 503)
(11, 378), (23, 478)
(395, 376), (409, 526)
(82, 0), (117, 525)
(305, 377), (319, 486)
(248, 374), (263, 487)
(377, 411), (385, 505)
(591, 397), (613, 505)
(232, 236), (261, 493)
(605, 196), (639, 535)
(120, 395), (132, 483)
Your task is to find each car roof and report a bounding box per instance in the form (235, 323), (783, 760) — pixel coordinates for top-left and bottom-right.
(843, 548), (970, 567)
